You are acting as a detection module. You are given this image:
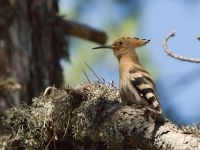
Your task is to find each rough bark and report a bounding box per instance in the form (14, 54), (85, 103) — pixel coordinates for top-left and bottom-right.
(2, 82), (200, 150)
(0, 0), (66, 109)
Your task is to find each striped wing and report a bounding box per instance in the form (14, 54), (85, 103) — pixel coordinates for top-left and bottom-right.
(129, 68), (161, 111)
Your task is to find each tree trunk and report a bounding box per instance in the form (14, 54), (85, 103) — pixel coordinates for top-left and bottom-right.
(0, 0), (68, 108)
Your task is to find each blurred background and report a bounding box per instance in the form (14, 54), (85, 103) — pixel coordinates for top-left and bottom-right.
(59, 0), (200, 125)
(0, 0), (200, 129)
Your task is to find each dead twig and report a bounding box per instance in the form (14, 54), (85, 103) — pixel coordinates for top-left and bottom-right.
(163, 31), (200, 63)
(82, 69), (91, 84)
(84, 62), (103, 83)
(43, 85), (56, 96)
(44, 132), (55, 150)
(63, 111), (71, 138)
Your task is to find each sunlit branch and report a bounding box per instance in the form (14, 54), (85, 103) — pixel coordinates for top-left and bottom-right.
(163, 31), (200, 63)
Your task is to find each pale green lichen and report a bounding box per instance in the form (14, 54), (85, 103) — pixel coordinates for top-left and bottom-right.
(2, 88), (72, 149)
(72, 82), (123, 144)
(2, 81), (122, 149)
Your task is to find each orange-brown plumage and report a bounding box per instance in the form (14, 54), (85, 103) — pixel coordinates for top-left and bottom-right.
(93, 37), (164, 121)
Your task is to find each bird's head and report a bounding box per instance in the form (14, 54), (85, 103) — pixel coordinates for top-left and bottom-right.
(93, 37), (150, 58)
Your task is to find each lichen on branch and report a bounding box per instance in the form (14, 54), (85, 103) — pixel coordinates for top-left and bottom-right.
(1, 82), (200, 150)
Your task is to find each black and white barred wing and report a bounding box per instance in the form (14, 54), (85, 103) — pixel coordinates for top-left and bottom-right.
(129, 69), (161, 111)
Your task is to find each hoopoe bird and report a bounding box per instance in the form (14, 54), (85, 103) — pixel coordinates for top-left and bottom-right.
(93, 37), (164, 122)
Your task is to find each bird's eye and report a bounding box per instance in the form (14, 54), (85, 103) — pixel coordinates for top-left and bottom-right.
(119, 42), (123, 45)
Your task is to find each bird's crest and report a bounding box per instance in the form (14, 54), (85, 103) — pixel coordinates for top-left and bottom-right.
(113, 37), (150, 48)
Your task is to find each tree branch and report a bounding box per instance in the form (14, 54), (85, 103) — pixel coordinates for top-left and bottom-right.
(163, 31), (200, 63)
(2, 82), (200, 149)
(60, 20), (107, 45)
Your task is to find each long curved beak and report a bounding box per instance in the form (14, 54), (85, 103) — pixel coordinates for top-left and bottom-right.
(92, 45), (113, 49)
